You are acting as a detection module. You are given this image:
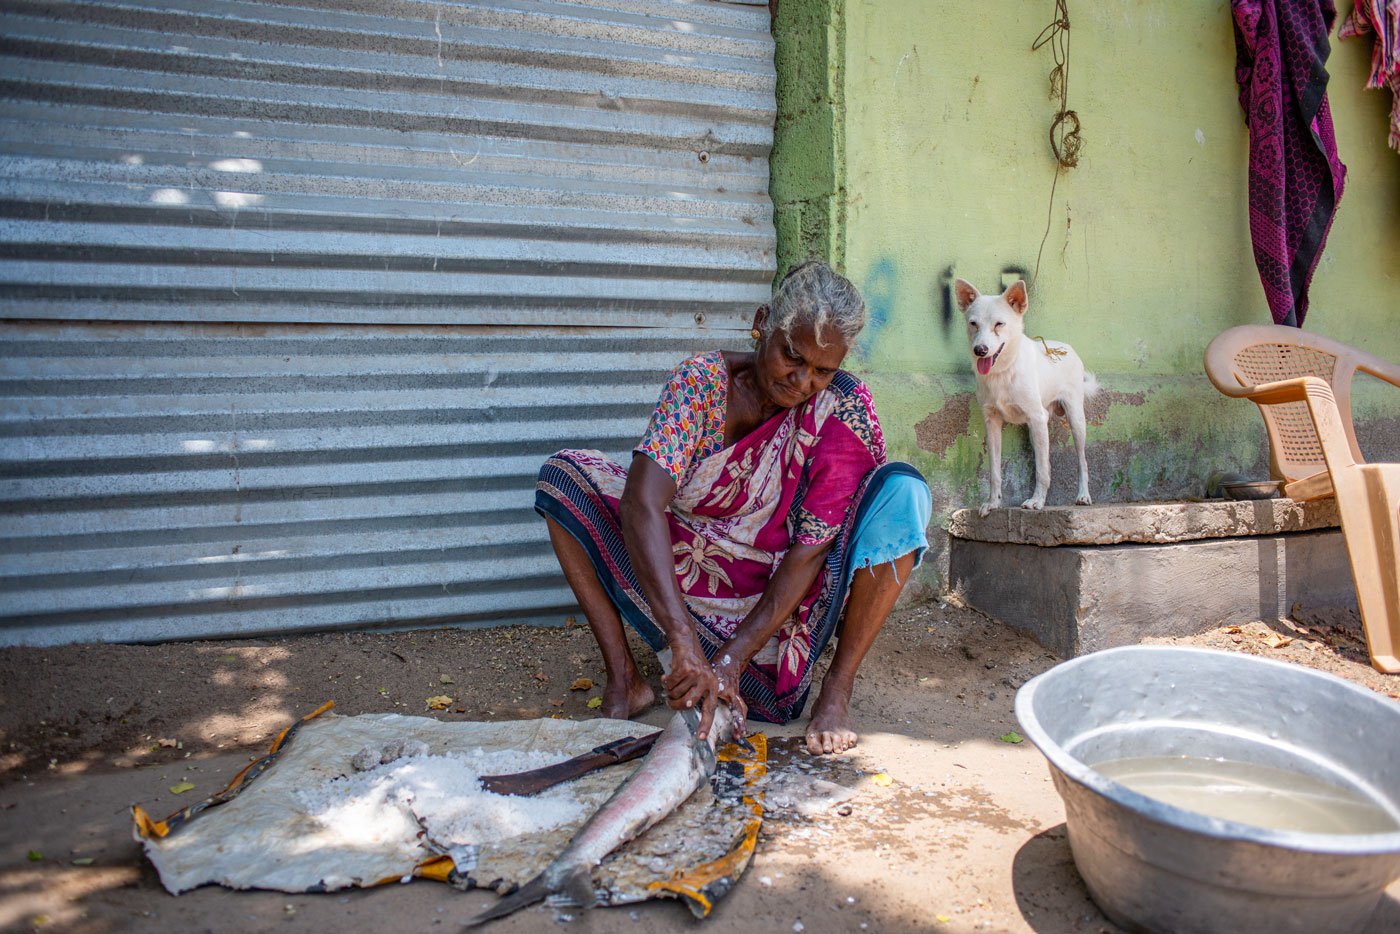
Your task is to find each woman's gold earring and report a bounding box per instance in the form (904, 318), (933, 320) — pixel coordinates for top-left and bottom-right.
(750, 328), (761, 340)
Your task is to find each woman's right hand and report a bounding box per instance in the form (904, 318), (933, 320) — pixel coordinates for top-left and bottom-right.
(661, 633), (721, 739)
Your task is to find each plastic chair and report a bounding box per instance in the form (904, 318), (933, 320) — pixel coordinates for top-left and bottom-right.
(1205, 325), (1400, 674)
(1205, 325), (1400, 502)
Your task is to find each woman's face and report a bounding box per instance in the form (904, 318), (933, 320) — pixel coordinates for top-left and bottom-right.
(754, 311), (850, 410)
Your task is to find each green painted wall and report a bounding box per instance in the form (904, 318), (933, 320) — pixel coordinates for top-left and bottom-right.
(774, 0), (1400, 592)
(771, 0), (846, 276)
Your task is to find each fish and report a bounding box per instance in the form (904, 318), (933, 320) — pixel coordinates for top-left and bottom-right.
(464, 703), (736, 927)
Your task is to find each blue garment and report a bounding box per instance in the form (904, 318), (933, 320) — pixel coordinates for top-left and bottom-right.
(844, 470), (932, 585)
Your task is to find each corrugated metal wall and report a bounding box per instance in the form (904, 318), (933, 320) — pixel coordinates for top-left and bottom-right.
(0, 0), (776, 646)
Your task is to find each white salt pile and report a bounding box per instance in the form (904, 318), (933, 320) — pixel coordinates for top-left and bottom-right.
(297, 748), (589, 849)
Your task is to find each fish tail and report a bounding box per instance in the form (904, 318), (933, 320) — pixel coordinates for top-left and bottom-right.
(463, 873), (551, 928)
(561, 865), (597, 910)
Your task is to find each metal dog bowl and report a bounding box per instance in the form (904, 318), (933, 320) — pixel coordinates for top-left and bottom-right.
(1221, 479), (1282, 500)
(1015, 646), (1400, 934)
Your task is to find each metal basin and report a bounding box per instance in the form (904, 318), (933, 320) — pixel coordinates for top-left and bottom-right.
(1015, 645), (1400, 934)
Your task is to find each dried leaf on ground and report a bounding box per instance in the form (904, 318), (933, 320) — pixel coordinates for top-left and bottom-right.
(1224, 625), (1243, 634)
(425, 695), (453, 710)
(1261, 632), (1293, 649)
(586, 696), (603, 709)
(570, 678), (594, 691)
(533, 671), (549, 683)
(871, 772), (893, 787)
(547, 698), (564, 707)
(157, 738), (178, 749)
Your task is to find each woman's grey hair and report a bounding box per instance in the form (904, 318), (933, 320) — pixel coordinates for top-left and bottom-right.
(760, 259), (867, 348)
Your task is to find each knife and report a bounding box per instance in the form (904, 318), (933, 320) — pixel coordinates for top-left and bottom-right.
(478, 732), (660, 796)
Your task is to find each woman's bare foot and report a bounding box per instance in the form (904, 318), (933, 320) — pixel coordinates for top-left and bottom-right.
(601, 672), (656, 720)
(805, 683), (857, 754)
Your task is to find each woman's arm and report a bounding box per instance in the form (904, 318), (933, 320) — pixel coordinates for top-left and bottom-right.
(716, 380), (885, 695)
(712, 539), (833, 699)
(619, 453), (725, 737)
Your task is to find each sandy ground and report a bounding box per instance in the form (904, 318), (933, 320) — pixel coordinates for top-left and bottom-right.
(1, 601), (1397, 934)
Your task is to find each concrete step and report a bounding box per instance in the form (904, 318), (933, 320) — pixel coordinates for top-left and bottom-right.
(948, 499), (1354, 657)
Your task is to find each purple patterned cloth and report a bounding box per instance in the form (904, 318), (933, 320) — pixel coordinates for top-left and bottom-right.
(1231, 0), (1347, 327)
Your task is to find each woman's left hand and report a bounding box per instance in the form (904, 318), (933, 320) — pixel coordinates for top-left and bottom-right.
(711, 649), (748, 732)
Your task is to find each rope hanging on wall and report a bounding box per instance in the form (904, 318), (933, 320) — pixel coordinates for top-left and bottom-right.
(1035, 0), (1081, 169)
(1032, 0), (1080, 286)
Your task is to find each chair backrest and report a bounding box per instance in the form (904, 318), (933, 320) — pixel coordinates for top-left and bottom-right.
(1204, 325), (1367, 484)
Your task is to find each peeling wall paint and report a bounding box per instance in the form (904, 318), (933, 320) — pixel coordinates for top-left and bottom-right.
(773, 0), (1400, 592)
(914, 392), (972, 456)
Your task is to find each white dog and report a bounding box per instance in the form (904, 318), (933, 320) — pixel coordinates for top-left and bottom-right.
(955, 278), (1098, 516)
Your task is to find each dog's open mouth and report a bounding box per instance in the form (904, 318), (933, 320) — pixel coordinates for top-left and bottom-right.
(976, 345), (1003, 376)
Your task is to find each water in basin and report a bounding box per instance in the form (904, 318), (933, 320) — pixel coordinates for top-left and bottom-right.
(1094, 755), (1400, 836)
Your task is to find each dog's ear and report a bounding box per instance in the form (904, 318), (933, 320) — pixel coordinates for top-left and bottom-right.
(953, 278), (980, 314)
(1004, 280), (1028, 315)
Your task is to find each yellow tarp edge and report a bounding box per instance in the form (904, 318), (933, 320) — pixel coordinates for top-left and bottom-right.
(131, 700), (335, 842)
(646, 733), (769, 917)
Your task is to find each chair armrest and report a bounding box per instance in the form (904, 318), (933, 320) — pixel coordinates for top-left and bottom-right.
(1227, 375), (1331, 407)
(1357, 355), (1400, 391)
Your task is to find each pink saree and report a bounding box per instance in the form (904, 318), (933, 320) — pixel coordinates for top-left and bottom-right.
(536, 353), (893, 723)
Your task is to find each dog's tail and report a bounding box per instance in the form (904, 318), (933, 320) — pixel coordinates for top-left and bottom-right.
(1083, 371), (1101, 399)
